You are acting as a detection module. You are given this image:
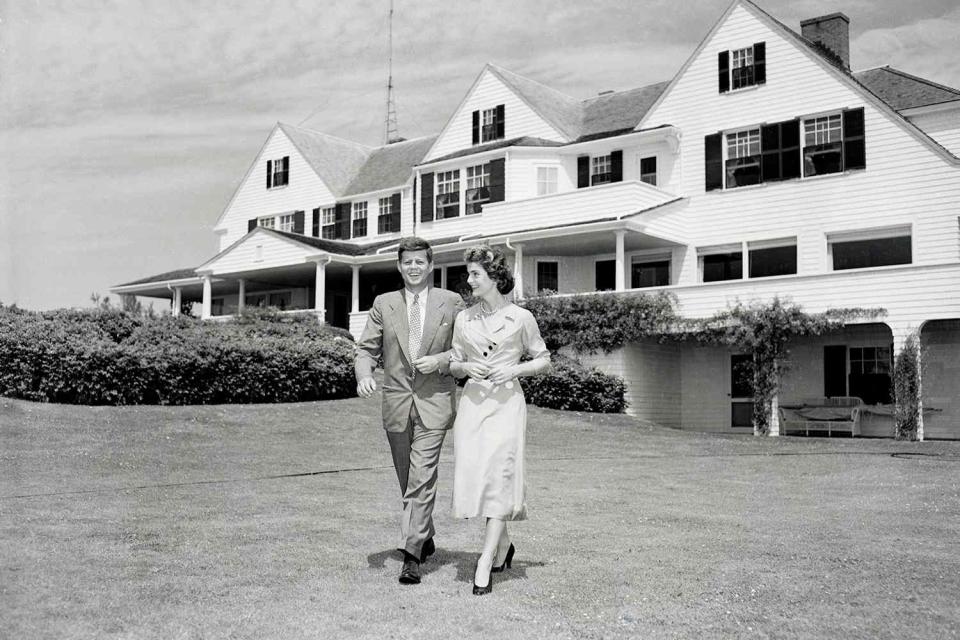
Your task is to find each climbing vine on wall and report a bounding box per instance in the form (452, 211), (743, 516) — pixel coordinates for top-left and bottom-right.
(892, 333), (922, 441)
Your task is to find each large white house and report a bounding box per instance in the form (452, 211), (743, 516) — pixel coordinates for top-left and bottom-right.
(113, 1), (960, 439)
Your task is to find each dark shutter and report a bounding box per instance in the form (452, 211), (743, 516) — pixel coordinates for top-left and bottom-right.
(248, 218), (258, 232)
(761, 123), (781, 182)
(472, 110), (480, 145)
(843, 107), (866, 171)
(780, 119), (801, 180)
(281, 156), (290, 185)
(577, 156), (590, 188)
(390, 192), (402, 232)
(420, 172), (434, 222)
(495, 104), (505, 139)
(293, 210), (304, 234)
(488, 158), (505, 203)
(266, 159), (273, 189)
(753, 42), (766, 85)
(610, 150), (623, 183)
(311, 208), (320, 237)
(718, 50), (730, 93)
(705, 133), (723, 191)
(335, 202), (351, 240)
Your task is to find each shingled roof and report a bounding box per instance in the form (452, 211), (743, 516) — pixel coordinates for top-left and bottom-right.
(854, 67), (960, 111)
(578, 82), (670, 141)
(343, 135), (437, 196)
(116, 268), (201, 287)
(278, 123), (372, 197)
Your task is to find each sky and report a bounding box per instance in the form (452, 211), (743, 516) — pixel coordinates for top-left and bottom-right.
(1, 0), (958, 311)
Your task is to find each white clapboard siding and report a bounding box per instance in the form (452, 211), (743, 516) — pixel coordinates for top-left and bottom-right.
(216, 128), (338, 251)
(507, 151), (575, 201)
(639, 3), (960, 286)
(425, 69), (566, 162)
(908, 109), (960, 156)
(480, 181), (676, 236)
(919, 321), (960, 439)
(204, 232), (315, 275)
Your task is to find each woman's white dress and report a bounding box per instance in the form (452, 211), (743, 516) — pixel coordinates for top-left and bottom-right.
(451, 303), (549, 521)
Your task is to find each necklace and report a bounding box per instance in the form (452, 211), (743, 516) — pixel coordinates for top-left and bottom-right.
(478, 299), (506, 317)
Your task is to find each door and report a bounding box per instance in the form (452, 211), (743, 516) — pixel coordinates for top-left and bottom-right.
(730, 353), (754, 428)
(824, 345), (847, 397)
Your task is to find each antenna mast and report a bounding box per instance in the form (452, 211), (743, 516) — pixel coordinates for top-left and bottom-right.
(384, 0), (401, 144)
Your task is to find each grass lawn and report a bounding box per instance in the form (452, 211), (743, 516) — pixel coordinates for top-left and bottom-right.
(1, 395), (959, 639)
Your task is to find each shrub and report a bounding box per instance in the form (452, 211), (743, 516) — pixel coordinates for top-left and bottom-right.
(0, 305), (356, 406)
(520, 355), (626, 413)
(893, 334), (921, 440)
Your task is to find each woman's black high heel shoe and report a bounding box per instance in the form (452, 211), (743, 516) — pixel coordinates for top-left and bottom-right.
(491, 543), (515, 573)
(473, 559), (493, 595)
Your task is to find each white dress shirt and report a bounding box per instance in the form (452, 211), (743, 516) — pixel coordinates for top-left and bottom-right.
(404, 287), (428, 344)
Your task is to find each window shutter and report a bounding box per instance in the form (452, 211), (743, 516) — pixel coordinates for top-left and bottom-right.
(843, 107), (866, 170)
(610, 150), (623, 183)
(704, 133), (723, 191)
(293, 210), (305, 234)
(577, 156), (590, 188)
(335, 202), (351, 240)
(390, 192), (402, 232)
(753, 42), (766, 85)
(488, 158), (505, 203)
(780, 119), (801, 180)
(760, 123), (781, 182)
(281, 156), (290, 185)
(495, 104), (505, 139)
(312, 208), (320, 237)
(718, 51), (730, 93)
(266, 160), (273, 189)
(472, 110), (480, 145)
(420, 172), (434, 222)
(248, 218), (258, 232)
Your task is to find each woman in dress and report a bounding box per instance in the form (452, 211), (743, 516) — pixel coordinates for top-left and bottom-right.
(448, 245), (551, 595)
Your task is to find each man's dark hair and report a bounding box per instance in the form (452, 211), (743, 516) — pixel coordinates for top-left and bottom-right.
(397, 236), (433, 262)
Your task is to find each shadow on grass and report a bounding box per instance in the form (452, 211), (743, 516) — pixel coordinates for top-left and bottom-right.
(367, 547), (547, 585)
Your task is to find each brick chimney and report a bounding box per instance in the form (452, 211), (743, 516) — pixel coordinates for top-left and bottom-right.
(801, 13), (850, 70)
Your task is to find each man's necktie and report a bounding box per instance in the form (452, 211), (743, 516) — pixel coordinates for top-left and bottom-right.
(409, 293), (422, 360)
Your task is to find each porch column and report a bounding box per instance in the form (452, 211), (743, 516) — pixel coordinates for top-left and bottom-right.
(314, 259), (328, 321)
(237, 279), (246, 314)
(172, 287), (182, 317)
(351, 265), (361, 313)
(615, 230), (626, 291)
(768, 393), (780, 437)
(201, 276), (212, 320)
(513, 243), (524, 300)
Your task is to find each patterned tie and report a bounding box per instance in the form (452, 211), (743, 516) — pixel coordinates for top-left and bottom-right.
(409, 293), (422, 360)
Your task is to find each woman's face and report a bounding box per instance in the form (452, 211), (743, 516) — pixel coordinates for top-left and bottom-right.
(466, 261), (497, 298)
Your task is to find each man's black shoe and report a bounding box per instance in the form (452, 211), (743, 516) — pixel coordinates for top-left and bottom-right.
(420, 537), (436, 563)
(399, 554), (421, 585)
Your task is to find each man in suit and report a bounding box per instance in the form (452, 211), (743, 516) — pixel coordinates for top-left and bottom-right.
(355, 236), (463, 585)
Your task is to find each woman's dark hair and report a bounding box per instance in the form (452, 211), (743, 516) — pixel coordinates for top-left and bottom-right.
(463, 245), (515, 294)
(397, 236), (433, 262)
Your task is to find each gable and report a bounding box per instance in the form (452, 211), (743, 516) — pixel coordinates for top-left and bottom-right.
(198, 228), (325, 276)
(424, 66), (569, 163)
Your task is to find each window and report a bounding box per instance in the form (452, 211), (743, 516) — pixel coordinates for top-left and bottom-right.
(725, 129), (762, 188)
(595, 260), (616, 291)
(473, 105), (505, 144)
(377, 196), (401, 234)
(748, 241), (797, 278)
(536, 166), (558, 195)
(352, 202), (368, 237)
(436, 170), (460, 219)
(258, 216), (275, 229)
(591, 155), (613, 185)
(849, 345), (893, 404)
(803, 114), (843, 177)
(831, 235), (911, 270)
(702, 251), (743, 282)
(631, 257), (670, 288)
(246, 291), (291, 311)
(537, 261), (558, 293)
(267, 156), (289, 188)
(465, 164), (490, 215)
(482, 108), (498, 142)
(640, 156), (657, 186)
(321, 207), (336, 239)
(278, 214), (295, 233)
(718, 42), (765, 93)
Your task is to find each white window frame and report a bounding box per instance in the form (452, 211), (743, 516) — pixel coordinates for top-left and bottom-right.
(258, 216), (276, 230)
(630, 250), (672, 288)
(351, 202), (368, 237)
(536, 166), (558, 196)
(278, 214), (295, 233)
(723, 127), (761, 189)
(535, 259), (560, 293)
(697, 243), (744, 283)
(436, 169), (460, 219)
(731, 46), (755, 90)
(481, 108), (499, 142)
(591, 155), (612, 184)
(639, 155), (657, 186)
(270, 157), (288, 188)
(746, 237), (797, 279)
(826, 225), (913, 272)
(321, 207), (336, 240)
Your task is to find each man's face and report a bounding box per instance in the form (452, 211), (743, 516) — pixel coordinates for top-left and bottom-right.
(398, 249), (433, 290)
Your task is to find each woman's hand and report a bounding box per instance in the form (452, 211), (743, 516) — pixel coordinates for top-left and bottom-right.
(486, 365), (517, 385)
(462, 363), (491, 381)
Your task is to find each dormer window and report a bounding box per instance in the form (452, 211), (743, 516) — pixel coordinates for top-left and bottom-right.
(267, 156), (289, 189)
(258, 216), (275, 229)
(718, 43), (766, 93)
(472, 105), (505, 144)
(278, 214), (295, 232)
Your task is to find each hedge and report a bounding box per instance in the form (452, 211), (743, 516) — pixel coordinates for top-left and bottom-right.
(521, 355), (626, 413)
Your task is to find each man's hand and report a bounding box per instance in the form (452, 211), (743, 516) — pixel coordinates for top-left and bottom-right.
(413, 355), (442, 374)
(486, 365), (517, 385)
(357, 376), (378, 398)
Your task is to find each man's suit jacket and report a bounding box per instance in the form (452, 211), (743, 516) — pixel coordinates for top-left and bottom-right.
(355, 287), (464, 432)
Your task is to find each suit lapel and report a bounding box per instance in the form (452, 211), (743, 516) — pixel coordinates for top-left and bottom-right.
(418, 290), (446, 355)
(387, 291), (412, 365)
